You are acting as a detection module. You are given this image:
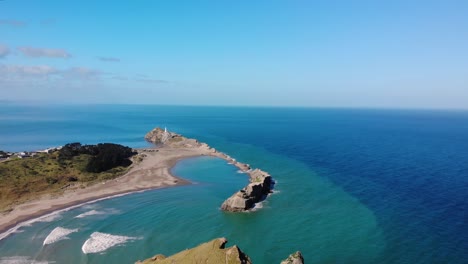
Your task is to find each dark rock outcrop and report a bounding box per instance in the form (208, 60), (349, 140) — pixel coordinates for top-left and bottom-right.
(221, 169), (273, 212)
(144, 127), (182, 145)
(280, 251), (304, 264)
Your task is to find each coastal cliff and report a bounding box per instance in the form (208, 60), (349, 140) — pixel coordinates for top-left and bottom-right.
(136, 237), (304, 264)
(145, 127), (274, 212)
(280, 251), (305, 264)
(136, 238), (252, 264)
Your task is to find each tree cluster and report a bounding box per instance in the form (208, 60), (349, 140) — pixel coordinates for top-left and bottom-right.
(59, 143), (135, 173)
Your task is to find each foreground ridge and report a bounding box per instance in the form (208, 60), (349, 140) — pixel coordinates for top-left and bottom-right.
(136, 237), (303, 264)
(280, 251), (305, 264)
(145, 127), (274, 212)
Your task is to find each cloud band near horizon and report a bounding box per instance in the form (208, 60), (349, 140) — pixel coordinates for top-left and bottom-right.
(17, 46), (71, 58)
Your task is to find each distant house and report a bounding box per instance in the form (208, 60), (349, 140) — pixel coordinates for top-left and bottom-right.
(17, 152), (31, 158)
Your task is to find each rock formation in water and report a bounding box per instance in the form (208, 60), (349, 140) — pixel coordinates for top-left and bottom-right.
(280, 251), (304, 264)
(136, 237), (252, 264)
(145, 127), (274, 212)
(220, 168), (273, 212)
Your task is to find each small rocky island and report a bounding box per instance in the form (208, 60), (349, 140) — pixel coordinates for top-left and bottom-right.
(136, 237), (304, 264)
(144, 127), (274, 212)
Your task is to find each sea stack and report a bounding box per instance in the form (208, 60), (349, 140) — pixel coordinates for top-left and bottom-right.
(220, 169), (273, 212)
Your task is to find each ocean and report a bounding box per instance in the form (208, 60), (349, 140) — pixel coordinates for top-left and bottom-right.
(0, 104), (467, 264)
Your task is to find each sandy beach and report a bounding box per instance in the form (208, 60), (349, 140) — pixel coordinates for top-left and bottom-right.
(0, 136), (254, 239)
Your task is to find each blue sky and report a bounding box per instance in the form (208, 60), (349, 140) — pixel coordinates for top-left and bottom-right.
(1, 1), (467, 109)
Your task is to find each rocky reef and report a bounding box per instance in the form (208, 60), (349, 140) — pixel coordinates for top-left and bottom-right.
(145, 127), (274, 212)
(280, 251), (304, 264)
(136, 237), (304, 264)
(221, 169), (273, 212)
(136, 238), (252, 264)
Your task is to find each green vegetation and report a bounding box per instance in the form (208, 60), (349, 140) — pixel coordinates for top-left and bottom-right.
(59, 143), (134, 173)
(0, 143), (136, 212)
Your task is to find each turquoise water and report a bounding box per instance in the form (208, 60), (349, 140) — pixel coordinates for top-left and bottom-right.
(0, 104), (467, 263)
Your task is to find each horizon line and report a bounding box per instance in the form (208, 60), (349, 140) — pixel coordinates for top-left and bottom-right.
(1, 100), (468, 112)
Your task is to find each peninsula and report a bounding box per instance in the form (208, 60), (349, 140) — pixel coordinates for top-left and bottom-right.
(144, 128), (274, 212)
(0, 127), (274, 236)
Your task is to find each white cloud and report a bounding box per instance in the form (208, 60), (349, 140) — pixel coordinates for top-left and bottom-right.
(0, 64), (58, 77)
(62, 67), (102, 80)
(0, 64), (103, 83)
(17, 46), (71, 58)
(0, 45), (10, 58)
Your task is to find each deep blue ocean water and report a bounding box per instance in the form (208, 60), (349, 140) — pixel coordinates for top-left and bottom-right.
(0, 104), (467, 263)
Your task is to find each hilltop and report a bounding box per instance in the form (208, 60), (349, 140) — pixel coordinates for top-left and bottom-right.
(0, 143), (136, 212)
(136, 238), (304, 264)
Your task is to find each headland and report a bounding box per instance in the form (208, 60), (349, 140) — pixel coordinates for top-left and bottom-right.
(0, 127), (274, 237)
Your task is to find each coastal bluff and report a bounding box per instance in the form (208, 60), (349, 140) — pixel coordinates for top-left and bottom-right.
(145, 127), (274, 212)
(136, 238), (252, 264)
(136, 237), (304, 264)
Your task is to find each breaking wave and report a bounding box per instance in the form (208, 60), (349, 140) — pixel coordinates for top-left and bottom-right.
(43, 227), (79, 245)
(75, 209), (120, 219)
(75, 210), (105, 219)
(81, 232), (138, 254)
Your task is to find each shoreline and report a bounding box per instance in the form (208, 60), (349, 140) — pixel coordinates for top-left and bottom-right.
(0, 185), (179, 241)
(0, 142), (254, 239)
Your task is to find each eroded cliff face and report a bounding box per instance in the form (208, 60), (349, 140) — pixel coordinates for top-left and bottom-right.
(136, 238), (304, 264)
(136, 238), (252, 264)
(221, 169), (273, 212)
(280, 251), (304, 264)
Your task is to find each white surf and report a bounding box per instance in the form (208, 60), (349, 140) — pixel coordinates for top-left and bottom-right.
(81, 232), (138, 254)
(43, 227), (79, 245)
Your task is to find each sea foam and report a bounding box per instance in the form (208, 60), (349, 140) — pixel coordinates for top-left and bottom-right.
(0, 190), (144, 242)
(75, 208), (120, 219)
(0, 256), (52, 264)
(81, 232), (138, 254)
(43, 227), (79, 245)
(23, 213), (62, 227)
(75, 210), (105, 219)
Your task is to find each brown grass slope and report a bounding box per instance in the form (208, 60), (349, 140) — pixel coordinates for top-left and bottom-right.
(137, 238), (252, 264)
(0, 152), (131, 212)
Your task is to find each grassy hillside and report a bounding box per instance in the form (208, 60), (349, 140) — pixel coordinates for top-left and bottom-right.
(0, 143), (136, 213)
(137, 238), (252, 264)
